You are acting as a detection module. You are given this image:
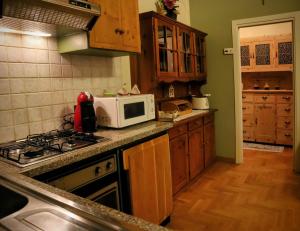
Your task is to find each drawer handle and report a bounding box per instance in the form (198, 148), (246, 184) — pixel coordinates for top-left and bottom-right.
(243, 119), (246, 122)
(243, 131), (246, 134)
(242, 107), (246, 110)
(262, 96), (268, 100)
(242, 95), (246, 99)
(284, 121), (291, 124)
(284, 108), (291, 112)
(282, 96), (291, 100)
(285, 134), (291, 137)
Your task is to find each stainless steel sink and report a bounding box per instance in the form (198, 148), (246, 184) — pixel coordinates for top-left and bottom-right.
(0, 175), (131, 231)
(0, 185), (28, 219)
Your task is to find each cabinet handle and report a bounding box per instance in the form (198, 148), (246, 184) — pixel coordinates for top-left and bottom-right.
(285, 134), (291, 137)
(255, 118), (258, 124)
(285, 108), (291, 112)
(115, 28), (120, 34)
(242, 95), (246, 99)
(243, 130), (246, 134)
(282, 96), (291, 100)
(243, 119), (246, 122)
(242, 107), (246, 110)
(285, 121), (291, 124)
(119, 29), (125, 35)
(262, 96), (268, 100)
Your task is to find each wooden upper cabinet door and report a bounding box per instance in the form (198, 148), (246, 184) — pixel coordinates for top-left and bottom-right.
(169, 134), (189, 195)
(240, 40), (254, 72)
(154, 18), (178, 80)
(89, 0), (122, 50)
(193, 32), (207, 80)
(89, 0), (140, 52)
(177, 27), (194, 79)
(274, 34), (293, 71)
(253, 39), (275, 71)
(120, 0), (141, 52)
(188, 127), (204, 180)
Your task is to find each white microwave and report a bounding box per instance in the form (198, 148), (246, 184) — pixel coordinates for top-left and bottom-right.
(93, 94), (155, 128)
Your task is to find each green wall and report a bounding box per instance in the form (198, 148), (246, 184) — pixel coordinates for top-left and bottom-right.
(189, 0), (300, 159)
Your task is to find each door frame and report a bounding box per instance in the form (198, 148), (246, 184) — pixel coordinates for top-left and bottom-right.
(232, 11), (300, 172)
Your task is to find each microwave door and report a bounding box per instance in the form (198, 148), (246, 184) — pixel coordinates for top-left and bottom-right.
(118, 99), (148, 127)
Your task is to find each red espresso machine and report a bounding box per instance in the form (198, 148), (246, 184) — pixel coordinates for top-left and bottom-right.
(74, 92), (96, 133)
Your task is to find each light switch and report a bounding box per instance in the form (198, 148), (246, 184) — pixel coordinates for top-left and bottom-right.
(223, 48), (234, 55)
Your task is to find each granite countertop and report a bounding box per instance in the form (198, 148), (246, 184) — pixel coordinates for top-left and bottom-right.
(0, 121), (173, 231)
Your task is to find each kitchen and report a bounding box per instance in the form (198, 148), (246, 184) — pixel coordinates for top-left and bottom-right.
(1, 0), (300, 231)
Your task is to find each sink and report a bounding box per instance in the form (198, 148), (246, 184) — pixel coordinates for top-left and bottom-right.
(0, 185), (28, 219)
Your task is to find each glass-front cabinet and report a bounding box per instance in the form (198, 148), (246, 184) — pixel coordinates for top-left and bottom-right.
(155, 19), (178, 79)
(253, 39), (274, 71)
(240, 41), (254, 71)
(193, 32), (206, 80)
(177, 27), (194, 78)
(274, 35), (293, 71)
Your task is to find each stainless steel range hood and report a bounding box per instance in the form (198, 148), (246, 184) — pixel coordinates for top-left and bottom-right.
(0, 0), (100, 36)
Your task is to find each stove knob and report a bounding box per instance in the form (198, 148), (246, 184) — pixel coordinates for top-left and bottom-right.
(95, 166), (101, 175)
(106, 162), (113, 169)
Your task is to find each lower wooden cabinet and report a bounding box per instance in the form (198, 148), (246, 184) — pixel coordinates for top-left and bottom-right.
(122, 134), (172, 224)
(169, 113), (215, 195)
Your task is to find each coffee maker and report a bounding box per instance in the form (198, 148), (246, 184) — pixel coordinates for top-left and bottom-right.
(74, 92), (96, 133)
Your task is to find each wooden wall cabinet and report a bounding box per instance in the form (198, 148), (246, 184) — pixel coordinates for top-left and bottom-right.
(242, 91), (293, 145)
(240, 34), (292, 72)
(131, 11), (207, 94)
(169, 113), (215, 195)
(89, 0), (141, 53)
(122, 134), (172, 224)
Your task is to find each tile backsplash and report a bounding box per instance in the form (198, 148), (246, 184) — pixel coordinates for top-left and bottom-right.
(0, 32), (124, 143)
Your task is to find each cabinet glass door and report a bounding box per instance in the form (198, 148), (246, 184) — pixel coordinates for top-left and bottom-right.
(253, 40), (274, 70)
(194, 33), (206, 80)
(178, 28), (193, 78)
(155, 19), (178, 78)
(278, 41), (293, 65)
(240, 42), (253, 71)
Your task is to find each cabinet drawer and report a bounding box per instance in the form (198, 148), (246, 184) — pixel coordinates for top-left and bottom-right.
(254, 94), (275, 103)
(242, 103), (254, 115)
(204, 114), (214, 125)
(277, 104), (293, 116)
(169, 124), (187, 139)
(243, 115), (255, 126)
(277, 116), (293, 129)
(242, 93), (253, 103)
(276, 129), (293, 145)
(243, 127), (254, 141)
(188, 118), (203, 131)
(276, 94), (293, 104)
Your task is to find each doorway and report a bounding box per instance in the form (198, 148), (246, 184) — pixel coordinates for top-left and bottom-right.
(232, 12), (300, 172)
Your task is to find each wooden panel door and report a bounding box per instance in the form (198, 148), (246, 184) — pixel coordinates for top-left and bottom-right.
(89, 0), (122, 50)
(120, 0), (141, 52)
(169, 133), (189, 195)
(154, 18), (178, 80)
(122, 134), (172, 224)
(188, 127), (204, 179)
(193, 32), (207, 80)
(254, 103), (276, 143)
(204, 122), (215, 167)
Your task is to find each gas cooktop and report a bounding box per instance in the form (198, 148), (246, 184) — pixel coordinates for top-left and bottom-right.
(0, 130), (110, 167)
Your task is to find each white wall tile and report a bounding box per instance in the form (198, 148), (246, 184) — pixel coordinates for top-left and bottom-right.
(49, 51), (61, 64)
(36, 50), (49, 63)
(13, 109), (28, 125)
(24, 64), (37, 77)
(62, 65), (72, 78)
(39, 78), (52, 92)
(62, 78), (73, 90)
(8, 63), (24, 77)
(0, 111), (13, 127)
(39, 92), (52, 106)
(72, 66), (82, 77)
(37, 64), (50, 77)
(82, 66), (92, 77)
(41, 106), (53, 120)
(5, 33), (22, 47)
(22, 35), (48, 49)
(0, 33), (5, 46)
(26, 93), (41, 107)
(11, 94), (27, 109)
(24, 78), (39, 92)
(0, 46), (7, 61)
(52, 104), (65, 118)
(0, 79), (10, 94)
(14, 124), (29, 140)
(29, 122), (43, 135)
(52, 91), (64, 104)
(7, 47), (23, 62)
(50, 64), (62, 77)
(42, 119), (54, 132)
(61, 54), (71, 65)
(51, 78), (63, 91)
(0, 95), (11, 110)
(0, 63), (8, 77)
(0, 126), (15, 143)
(28, 107), (42, 122)
(63, 90), (74, 103)
(47, 37), (58, 51)
(22, 48), (37, 63)
(10, 79), (25, 94)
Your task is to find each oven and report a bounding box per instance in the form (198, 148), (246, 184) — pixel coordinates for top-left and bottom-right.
(35, 151), (122, 211)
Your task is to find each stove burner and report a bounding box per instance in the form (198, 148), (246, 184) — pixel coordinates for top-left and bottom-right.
(0, 129), (110, 167)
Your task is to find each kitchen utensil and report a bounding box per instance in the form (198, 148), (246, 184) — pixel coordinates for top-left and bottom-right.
(192, 95), (210, 110)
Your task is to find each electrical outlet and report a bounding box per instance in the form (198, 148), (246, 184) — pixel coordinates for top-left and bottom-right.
(223, 48), (234, 55)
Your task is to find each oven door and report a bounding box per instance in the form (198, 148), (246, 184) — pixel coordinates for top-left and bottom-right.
(86, 182), (120, 210)
(118, 97), (148, 127)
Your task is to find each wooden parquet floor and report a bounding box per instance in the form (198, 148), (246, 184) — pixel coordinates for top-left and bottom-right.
(167, 148), (300, 231)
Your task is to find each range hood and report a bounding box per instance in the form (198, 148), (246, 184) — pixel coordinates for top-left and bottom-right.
(0, 0), (100, 36)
